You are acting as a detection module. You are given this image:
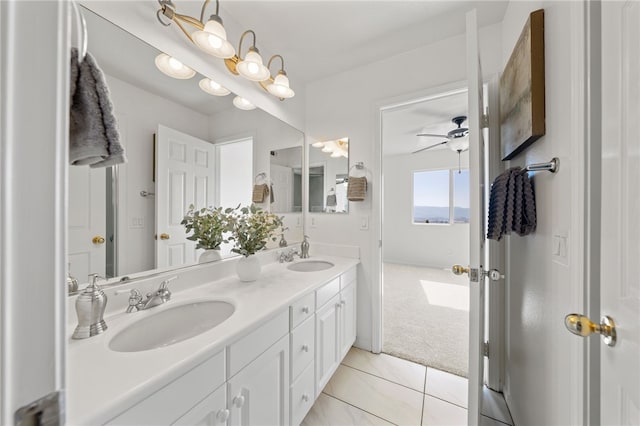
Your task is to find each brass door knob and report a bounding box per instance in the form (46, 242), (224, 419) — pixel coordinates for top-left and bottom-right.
(452, 264), (470, 276)
(92, 236), (105, 244)
(159, 233), (170, 240)
(564, 313), (616, 347)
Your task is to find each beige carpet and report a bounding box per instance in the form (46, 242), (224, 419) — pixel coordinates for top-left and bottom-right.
(383, 262), (469, 377)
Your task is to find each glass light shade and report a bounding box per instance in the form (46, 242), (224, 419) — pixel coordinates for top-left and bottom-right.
(233, 96), (256, 110)
(199, 78), (230, 96)
(267, 72), (295, 98)
(154, 53), (196, 79)
(192, 18), (236, 59)
(448, 135), (469, 152)
(321, 141), (336, 153)
(312, 141), (325, 148)
(330, 151), (342, 158)
(237, 49), (271, 82)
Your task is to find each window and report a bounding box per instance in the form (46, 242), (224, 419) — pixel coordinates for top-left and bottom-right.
(412, 169), (469, 224)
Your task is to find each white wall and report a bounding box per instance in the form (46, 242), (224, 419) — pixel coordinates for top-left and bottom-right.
(106, 75), (210, 276)
(500, 2), (585, 425)
(305, 23), (502, 350)
(383, 149), (469, 268)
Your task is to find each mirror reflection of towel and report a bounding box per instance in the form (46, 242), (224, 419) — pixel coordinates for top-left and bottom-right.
(326, 194), (337, 207)
(347, 176), (367, 201)
(270, 184), (275, 204)
(252, 184), (269, 203)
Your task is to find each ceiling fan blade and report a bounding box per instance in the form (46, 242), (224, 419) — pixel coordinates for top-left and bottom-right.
(412, 140), (448, 154)
(416, 133), (449, 138)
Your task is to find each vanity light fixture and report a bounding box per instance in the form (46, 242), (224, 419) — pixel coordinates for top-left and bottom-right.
(312, 141), (325, 148)
(199, 77), (231, 96)
(156, 0), (295, 100)
(154, 53), (196, 79)
(235, 30), (271, 82)
(233, 95), (256, 110)
(314, 138), (349, 158)
(262, 55), (295, 99)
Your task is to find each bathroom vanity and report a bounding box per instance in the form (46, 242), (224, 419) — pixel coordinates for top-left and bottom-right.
(67, 254), (358, 425)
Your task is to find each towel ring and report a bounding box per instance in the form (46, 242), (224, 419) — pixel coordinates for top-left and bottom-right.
(254, 172), (267, 184)
(348, 161), (370, 178)
(71, 1), (88, 63)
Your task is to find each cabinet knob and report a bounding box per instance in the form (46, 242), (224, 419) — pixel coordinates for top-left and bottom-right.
(302, 344), (309, 352)
(340, 300), (346, 306)
(302, 393), (310, 402)
(335, 303), (341, 308)
(233, 395), (245, 408)
(302, 306), (310, 314)
(216, 408), (230, 422)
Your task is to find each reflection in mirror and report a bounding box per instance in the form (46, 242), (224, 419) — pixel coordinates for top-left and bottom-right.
(270, 146), (303, 214)
(308, 138), (349, 213)
(67, 6), (303, 289)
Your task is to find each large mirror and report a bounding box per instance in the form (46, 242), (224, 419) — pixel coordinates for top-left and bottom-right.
(270, 146), (303, 214)
(68, 6), (304, 288)
(308, 138), (349, 213)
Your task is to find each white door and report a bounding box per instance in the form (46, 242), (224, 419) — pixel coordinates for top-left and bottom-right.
(271, 163), (293, 212)
(465, 9), (486, 425)
(156, 125), (215, 268)
(600, 2), (640, 423)
(68, 165), (106, 284)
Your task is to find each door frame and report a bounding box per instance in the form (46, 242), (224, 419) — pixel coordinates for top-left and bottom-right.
(372, 79), (505, 391)
(0, 1), (69, 423)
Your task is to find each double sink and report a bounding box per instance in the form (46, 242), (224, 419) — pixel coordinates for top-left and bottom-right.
(107, 260), (334, 353)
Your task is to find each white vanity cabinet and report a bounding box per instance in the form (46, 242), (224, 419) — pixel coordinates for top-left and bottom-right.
(315, 268), (357, 395)
(227, 334), (290, 426)
(173, 385), (228, 425)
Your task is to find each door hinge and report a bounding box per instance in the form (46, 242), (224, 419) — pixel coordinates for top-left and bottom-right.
(481, 113), (490, 129)
(15, 391), (62, 426)
(483, 341), (490, 358)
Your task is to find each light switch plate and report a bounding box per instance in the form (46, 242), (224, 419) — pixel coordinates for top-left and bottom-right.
(360, 215), (369, 230)
(552, 229), (569, 266)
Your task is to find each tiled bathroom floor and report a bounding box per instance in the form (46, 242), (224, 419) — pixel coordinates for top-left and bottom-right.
(302, 347), (513, 426)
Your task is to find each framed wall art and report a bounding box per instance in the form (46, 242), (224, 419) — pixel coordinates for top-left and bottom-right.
(500, 9), (545, 161)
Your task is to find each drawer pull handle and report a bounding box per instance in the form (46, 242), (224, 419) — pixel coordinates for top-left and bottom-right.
(233, 395), (245, 408)
(302, 393), (310, 402)
(302, 344), (309, 352)
(302, 306), (310, 314)
(216, 408), (230, 422)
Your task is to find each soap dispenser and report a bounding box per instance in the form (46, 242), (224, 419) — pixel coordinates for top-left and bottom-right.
(72, 274), (108, 339)
(300, 235), (310, 258)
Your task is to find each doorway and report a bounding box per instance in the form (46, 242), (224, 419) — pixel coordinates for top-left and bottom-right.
(380, 89), (471, 377)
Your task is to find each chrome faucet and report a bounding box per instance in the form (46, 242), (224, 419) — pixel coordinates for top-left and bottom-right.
(279, 248), (300, 263)
(126, 276), (178, 313)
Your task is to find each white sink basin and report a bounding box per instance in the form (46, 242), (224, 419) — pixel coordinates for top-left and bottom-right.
(109, 300), (234, 352)
(287, 260), (335, 272)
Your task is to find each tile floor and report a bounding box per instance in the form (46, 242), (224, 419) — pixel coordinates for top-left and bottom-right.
(301, 347), (513, 426)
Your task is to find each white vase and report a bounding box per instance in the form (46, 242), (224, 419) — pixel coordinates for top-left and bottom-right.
(236, 255), (261, 282)
(199, 249), (222, 263)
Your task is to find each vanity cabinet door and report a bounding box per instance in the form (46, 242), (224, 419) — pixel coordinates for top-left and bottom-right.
(227, 334), (289, 426)
(173, 385), (228, 426)
(315, 294), (341, 393)
(339, 282), (357, 359)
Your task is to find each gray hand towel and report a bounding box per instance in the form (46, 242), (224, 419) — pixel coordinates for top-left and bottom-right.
(70, 48), (126, 167)
(487, 167), (537, 240)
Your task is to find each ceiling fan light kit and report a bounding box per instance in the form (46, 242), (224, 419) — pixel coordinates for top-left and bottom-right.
(414, 115), (470, 154)
(155, 0), (295, 108)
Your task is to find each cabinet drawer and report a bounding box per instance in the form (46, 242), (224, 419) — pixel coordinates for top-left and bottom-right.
(290, 315), (315, 381)
(291, 362), (315, 426)
(340, 267), (356, 289)
(227, 309), (289, 378)
(290, 292), (315, 329)
(315, 277), (340, 309)
(107, 350), (225, 425)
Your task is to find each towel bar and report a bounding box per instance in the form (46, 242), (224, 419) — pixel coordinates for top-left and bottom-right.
(140, 191), (155, 197)
(525, 157), (558, 173)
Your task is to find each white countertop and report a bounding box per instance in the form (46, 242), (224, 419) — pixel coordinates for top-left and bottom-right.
(67, 255), (359, 425)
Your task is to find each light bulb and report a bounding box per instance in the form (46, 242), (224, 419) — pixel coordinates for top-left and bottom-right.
(154, 53), (196, 79)
(192, 16), (235, 59)
(233, 96), (256, 110)
(247, 62), (259, 75)
(237, 49), (270, 82)
(199, 78), (230, 96)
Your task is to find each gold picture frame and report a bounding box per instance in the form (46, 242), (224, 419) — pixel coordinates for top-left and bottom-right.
(500, 9), (545, 161)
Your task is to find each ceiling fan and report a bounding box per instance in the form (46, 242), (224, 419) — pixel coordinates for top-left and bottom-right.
(413, 115), (469, 154)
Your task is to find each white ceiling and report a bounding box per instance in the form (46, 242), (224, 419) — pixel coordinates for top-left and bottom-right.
(83, 1), (508, 152)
